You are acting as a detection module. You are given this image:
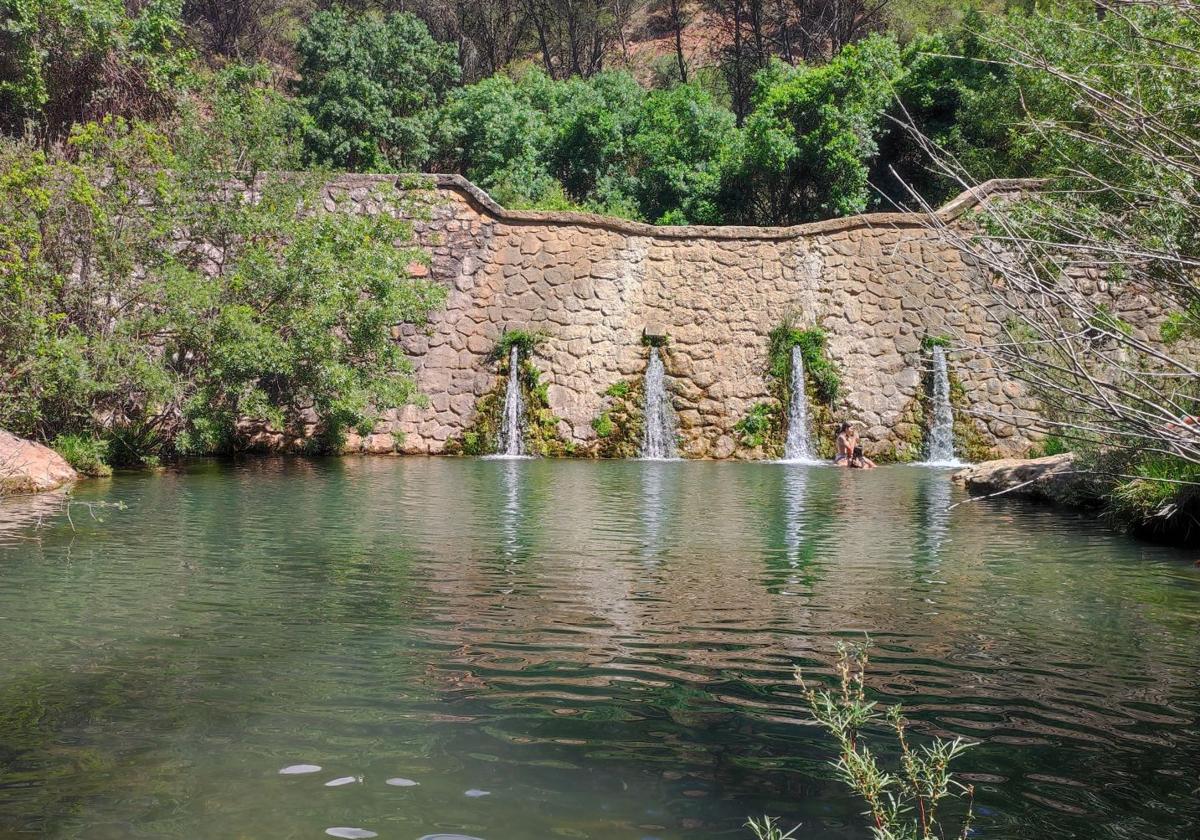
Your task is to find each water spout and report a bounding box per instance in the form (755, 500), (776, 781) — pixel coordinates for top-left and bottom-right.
(783, 345), (816, 462)
(925, 346), (959, 465)
(496, 344), (526, 457)
(640, 346), (677, 459)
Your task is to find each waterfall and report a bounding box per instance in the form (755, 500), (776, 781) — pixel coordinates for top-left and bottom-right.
(925, 346), (958, 464)
(496, 345), (525, 457)
(640, 346), (677, 460)
(783, 345), (815, 462)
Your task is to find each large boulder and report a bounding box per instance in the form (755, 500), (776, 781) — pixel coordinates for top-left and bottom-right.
(952, 453), (1103, 508)
(0, 431), (78, 495)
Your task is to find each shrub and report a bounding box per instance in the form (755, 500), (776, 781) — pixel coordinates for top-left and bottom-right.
(749, 640), (975, 840)
(51, 434), (112, 477)
(492, 329), (548, 360)
(734, 402), (779, 449)
(768, 323), (840, 405)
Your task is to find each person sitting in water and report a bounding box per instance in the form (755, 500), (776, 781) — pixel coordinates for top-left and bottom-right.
(834, 422), (854, 466)
(849, 445), (877, 469)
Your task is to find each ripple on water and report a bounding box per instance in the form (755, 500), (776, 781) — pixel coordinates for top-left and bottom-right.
(1, 458), (1197, 840)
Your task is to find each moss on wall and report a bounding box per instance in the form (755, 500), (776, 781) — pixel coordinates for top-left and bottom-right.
(589, 377), (646, 458)
(444, 339), (573, 457)
(734, 401), (785, 458)
(761, 319), (841, 459)
(901, 340), (1000, 464)
(948, 370), (1000, 463)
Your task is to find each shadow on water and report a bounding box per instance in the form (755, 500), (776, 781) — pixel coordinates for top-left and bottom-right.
(0, 458), (1198, 839)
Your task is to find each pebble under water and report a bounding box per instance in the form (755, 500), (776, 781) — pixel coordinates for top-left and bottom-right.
(0, 457), (1197, 839)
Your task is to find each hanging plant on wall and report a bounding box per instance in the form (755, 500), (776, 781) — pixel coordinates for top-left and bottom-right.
(445, 329), (573, 456)
(750, 315), (842, 458)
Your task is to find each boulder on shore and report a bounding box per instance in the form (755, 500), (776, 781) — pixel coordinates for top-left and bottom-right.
(0, 430), (78, 495)
(952, 453), (1102, 508)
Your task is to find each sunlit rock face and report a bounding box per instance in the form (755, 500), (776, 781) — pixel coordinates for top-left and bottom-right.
(325, 174), (1171, 461)
(0, 431), (77, 495)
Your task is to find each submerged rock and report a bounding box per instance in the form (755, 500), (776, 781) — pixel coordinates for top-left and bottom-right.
(0, 430), (77, 495)
(952, 453), (1100, 507)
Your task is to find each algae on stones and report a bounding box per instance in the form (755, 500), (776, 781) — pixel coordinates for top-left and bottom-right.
(445, 331), (572, 456)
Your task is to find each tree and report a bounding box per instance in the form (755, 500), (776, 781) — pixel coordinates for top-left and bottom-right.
(295, 9), (460, 171)
(0, 96), (445, 463)
(0, 0), (193, 141)
(729, 35), (902, 224)
(632, 83), (739, 223)
(898, 3), (1200, 539)
(522, 0), (626, 79)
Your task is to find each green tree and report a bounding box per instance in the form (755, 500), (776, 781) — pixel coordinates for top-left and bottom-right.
(0, 112), (445, 463)
(631, 82), (739, 224)
(730, 37), (904, 224)
(0, 0), (193, 139)
(295, 9), (460, 171)
(434, 67), (562, 208)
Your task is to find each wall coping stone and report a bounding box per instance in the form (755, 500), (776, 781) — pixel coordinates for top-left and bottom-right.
(325, 172), (1045, 240)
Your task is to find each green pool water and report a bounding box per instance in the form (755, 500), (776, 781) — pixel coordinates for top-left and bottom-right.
(0, 457), (1197, 839)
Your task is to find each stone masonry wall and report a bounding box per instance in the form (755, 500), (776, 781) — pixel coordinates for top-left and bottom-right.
(323, 175), (1164, 460)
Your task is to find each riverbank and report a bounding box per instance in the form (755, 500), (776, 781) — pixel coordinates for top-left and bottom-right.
(955, 454), (1199, 549)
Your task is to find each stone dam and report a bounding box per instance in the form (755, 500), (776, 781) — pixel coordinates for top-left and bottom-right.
(301, 174), (1164, 461)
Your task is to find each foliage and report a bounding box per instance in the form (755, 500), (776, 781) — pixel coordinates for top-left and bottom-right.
(0, 0), (193, 139)
(1026, 434), (1069, 459)
(447, 349), (572, 456)
(1106, 455), (1200, 545)
(785, 640), (976, 840)
(746, 815), (800, 840)
(295, 10), (460, 171)
(768, 323), (840, 405)
(51, 433), (111, 476)
(589, 377), (645, 458)
(0, 115), (445, 463)
(631, 83), (739, 224)
(492, 328), (548, 360)
(604, 380), (630, 398)
(734, 402), (781, 451)
(729, 39), (904, 224)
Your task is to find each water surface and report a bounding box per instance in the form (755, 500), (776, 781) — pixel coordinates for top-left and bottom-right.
(1, 458), (1197, 839)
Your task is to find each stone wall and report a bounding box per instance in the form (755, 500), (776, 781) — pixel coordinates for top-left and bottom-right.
(322, 175), (1155, 460)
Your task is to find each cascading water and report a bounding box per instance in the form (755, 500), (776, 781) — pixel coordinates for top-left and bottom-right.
(925, 345), (958, 464)
(782, 345), (815, 462)
(640, 346), (677, 460)
(496, 345), (526, 457)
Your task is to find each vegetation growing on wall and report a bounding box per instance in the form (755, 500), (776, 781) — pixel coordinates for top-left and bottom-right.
(446, 333), (572, 457)
(0, 104), (445, 467)
(590, 378), (645, 459)
(734, 402), (783, 454)
(765, 320), (841, 459)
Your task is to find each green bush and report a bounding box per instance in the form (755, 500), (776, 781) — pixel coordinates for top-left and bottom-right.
(734, 403), (779, 449)
(768, 324), (840, 405)
(51, 434), (112, 477)
(0, 114), (445, 464)
(750, 640), (975, 840)
(295, 10), (459, 171)
(492, 329), (548, 360)
(1107, 455), (1200, 543)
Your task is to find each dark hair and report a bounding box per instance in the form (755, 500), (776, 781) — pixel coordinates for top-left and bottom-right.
(838, 422), (851, 433)
(852, 446), (864, 459)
